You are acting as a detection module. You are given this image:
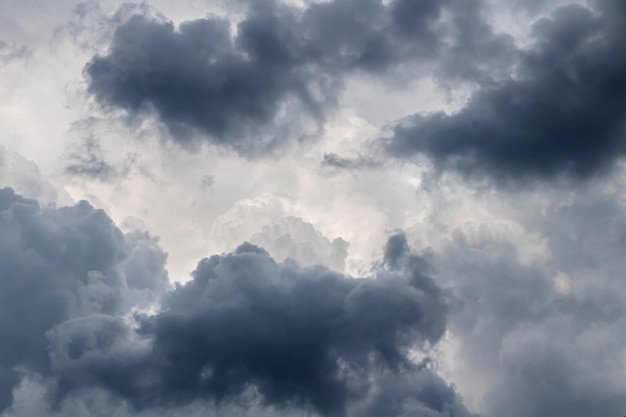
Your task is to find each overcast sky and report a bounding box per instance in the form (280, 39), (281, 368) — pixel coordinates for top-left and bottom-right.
(1, 0), (626, 416)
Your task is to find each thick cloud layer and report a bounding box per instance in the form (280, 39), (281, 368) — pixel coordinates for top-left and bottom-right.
(428, 189), (626, 417)
(84, 0), (458, 154)
(49, 234), (465, 416)
(0, 187), (169, 413)
(0, 190), (470, 417)
(387, 2), (626, 182)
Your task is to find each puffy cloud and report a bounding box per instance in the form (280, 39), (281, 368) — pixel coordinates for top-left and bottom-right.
(0, 145), (69, 206)
(208, 194), (350, 271)
(0, 188), (469, 416)
(83, 0), (483, 155)
(44, 232), (468, 417)
(0, 187), (169, 413)
(386, 2), (626, 183)
(321, 153), (378, 172)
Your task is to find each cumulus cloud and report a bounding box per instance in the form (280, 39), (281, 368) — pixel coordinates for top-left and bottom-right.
(321, 152), (379, 172)
(83, 0), (495, 155)
(47, 233), (464, 417)
(387, 1), (626, 183)
(0, 145), (69, 206)
(65, 135), (119, 181)
(0, 187), (169, 413)
(208, 194), (350, 271)
(6, 1), (626, 417)
(0, 191), (470, 417)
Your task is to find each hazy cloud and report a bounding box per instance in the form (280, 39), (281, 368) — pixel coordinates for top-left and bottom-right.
(432, 191), (626, 417)
(65, 136), (118, 181)
(0, 40), (29, 65)
(321, 153), (378, 172)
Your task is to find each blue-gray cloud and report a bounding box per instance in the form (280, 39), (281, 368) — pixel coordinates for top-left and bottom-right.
(0, 187), (169, 413)
(0, 196), (470, 417)
(434, 193), (626, 417)
(387, 2), (626, 183)
(50, 234), (465, 416)
(84, 0), (486, 155)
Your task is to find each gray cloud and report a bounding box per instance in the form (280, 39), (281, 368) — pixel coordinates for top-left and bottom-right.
(353, 367), (475, 417)
(0, 187), (169, 413)
(0, 40), (29, 66)
(248, 216), (350, 272)
(0, 191), (470, 417)
(431, 192), (626, 417)
(387, 2), (626, 183)
(84, 10), (323, 155)
(47, 233), (468, 417)
(65, 135), (118, 181)
(321, 153), (379, 172)
(84, 0), (476, 155)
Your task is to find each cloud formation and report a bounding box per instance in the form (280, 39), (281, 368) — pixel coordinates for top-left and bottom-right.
(0, 187), (169, 414)
(387, 2), (626, 182)
(50, 233), (463, 416)
(84, 0), (463, 155)
(6, 1), (626, 416)
(0, 190), (469, 417)
(428, 189), (626, 417)
(321, 152), (378, 172)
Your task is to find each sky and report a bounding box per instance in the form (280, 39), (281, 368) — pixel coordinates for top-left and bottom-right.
(1, 0), (626, 416)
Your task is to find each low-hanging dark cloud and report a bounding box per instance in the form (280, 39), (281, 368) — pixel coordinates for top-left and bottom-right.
(0, 187), (169, 414)
(0, 194), (471, 417)
(84, 0), (473, 155)
(387, 1), (626, 183)
(49, 234), (465, 416)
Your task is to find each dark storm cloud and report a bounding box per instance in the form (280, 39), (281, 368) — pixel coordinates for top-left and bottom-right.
(353, 367), (475, 417)
(0, 187), (169, 414)
(86, 11), (316, 155)
(47, 235), (471, 417)
(0, 191), (470, 417)
(387, 2), (626, 182)
(84, 0), (459, 155)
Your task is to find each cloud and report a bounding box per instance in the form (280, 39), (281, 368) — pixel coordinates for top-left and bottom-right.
(44, 231), (468, 416)
(0, 41), (29, 66)
(321, 153), (378, 172)
(83, 0), (467, 155)
(0, 145), (70, 206)
(0, 187), (169, 413)
(208, 193), (351, 271)
(248, 216), (350, 272)
(84, 10), (327, 155)
(386, 2), (626, 183)
(65, 135), (119, 181)
(428, 188), (626, 417)
(0, 187), (469, 416)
